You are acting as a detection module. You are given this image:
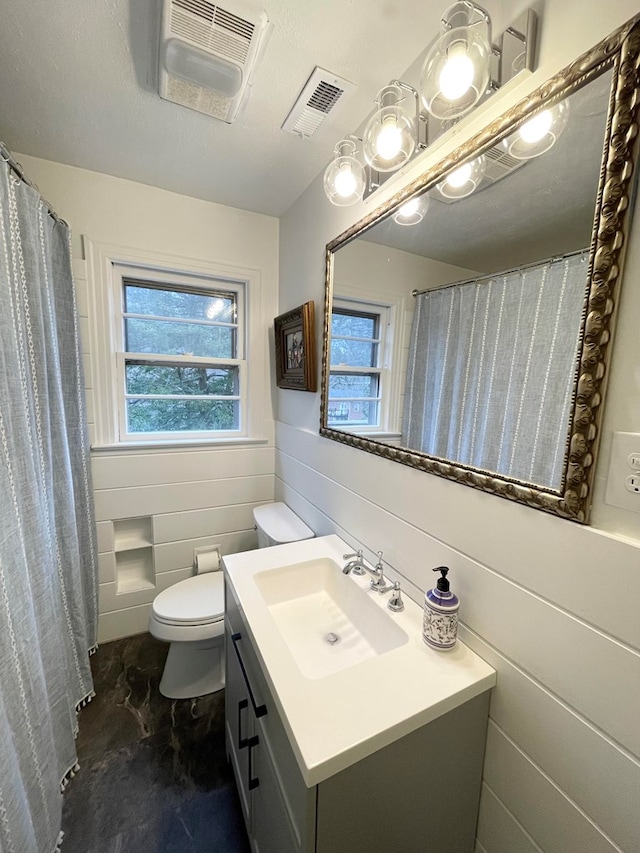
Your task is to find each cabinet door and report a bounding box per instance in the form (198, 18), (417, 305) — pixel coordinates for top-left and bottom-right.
(252, 724), (299, 853)
(225, 625), (253, 822)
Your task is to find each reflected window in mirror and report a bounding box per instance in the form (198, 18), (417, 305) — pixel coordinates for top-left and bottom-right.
(329, 299), (401, 438)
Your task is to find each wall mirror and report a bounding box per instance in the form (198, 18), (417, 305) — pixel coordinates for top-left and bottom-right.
(320, 17), (640, 523)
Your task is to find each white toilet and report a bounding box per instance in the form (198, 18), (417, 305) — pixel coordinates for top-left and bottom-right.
(148, 502), (314, 699)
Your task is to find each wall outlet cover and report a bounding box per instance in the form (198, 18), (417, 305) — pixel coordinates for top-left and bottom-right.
(605, 432), (640, 513)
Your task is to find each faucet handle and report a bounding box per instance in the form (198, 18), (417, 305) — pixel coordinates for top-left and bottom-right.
(387, 581), (404, 612)
(343, 549), (363, 560)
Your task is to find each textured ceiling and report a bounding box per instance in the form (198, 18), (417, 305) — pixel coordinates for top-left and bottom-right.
(0, 0), (449, 216)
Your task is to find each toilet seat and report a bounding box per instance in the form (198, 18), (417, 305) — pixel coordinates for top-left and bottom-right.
(152, 572), (224, 627)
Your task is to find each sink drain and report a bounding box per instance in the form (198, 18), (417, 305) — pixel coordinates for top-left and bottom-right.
(325, 632), (340, 645)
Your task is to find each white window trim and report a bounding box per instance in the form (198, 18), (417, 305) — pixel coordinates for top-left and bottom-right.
(85, 238), (268, 449)
(330, 295), (405, 438)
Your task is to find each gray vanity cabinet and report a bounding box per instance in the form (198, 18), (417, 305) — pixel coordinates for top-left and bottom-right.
(224, 578), (490, 853)
(225, 586), (315, 853)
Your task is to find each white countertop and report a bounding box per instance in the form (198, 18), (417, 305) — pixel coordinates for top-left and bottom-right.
(223, 534), (496, 787)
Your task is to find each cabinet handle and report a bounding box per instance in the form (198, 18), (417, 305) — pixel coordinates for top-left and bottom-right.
(248, 734), (260, 790)
(238, 698), (249, 749)
(231, 632), (268, 718)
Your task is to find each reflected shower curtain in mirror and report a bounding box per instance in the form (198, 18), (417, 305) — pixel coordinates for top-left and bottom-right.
(0, 158), (98, 852)
(403, 252), (588, 489)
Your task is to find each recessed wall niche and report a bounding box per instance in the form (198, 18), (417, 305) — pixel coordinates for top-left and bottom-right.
(113, 517), (155, 594)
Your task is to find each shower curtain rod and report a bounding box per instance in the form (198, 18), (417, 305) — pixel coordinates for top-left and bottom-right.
(411, 247), (589, 298)
(0, 141), (66, 225)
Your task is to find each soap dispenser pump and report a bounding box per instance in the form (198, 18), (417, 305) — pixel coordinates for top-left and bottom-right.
(423, 566), (459, 650)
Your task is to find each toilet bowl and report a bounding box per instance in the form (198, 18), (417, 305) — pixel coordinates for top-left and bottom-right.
(148, 502), (314, 699)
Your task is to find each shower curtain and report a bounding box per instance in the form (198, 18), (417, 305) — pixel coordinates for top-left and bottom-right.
(0, 157), (98, 852)
(403, 252), (588, 489)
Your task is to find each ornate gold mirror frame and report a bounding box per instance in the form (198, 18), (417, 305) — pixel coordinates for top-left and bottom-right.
(320, 16), (640, 523)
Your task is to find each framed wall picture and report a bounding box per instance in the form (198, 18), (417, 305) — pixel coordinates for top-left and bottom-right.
(274, 301), (317, 391)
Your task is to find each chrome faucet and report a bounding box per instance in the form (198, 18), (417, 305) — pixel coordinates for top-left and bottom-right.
(342, 549), (366, 575)
(343, 549), (404, 611)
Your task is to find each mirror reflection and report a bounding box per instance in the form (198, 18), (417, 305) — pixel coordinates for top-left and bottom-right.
(325, 68), (612, 492)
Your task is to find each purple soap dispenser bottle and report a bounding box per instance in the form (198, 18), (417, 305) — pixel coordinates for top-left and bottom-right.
(423, 566), (459, 650)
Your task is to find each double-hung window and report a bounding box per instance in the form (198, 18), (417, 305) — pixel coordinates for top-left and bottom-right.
(113, 264), (246, 441)
(329, 300), (388, 430)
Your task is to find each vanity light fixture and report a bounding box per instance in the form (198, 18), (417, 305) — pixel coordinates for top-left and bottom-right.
(421, 2), (537, 122)
(362, 82), (418, 173)
(436, 155), (486, 199)
(501, 101), (570, 160)
(421, 2), (491, 120)
(323, 138), (367, 206)
(322, 3), (537, 206)
(393, 195), (429, 226)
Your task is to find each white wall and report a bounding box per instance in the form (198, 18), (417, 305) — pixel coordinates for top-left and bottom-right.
(18, 155), (279, 642)
(277, 3), (640, 852)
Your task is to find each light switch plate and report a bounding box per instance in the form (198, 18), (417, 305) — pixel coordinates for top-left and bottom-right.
(605, 432), (640, 513)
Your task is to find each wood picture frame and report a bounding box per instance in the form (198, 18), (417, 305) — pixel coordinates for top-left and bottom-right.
(274, 301), (317, 392)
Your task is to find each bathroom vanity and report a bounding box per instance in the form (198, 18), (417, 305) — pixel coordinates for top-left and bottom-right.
(223, 535), (496, 853)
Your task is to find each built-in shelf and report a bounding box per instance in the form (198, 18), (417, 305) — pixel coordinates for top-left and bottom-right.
(114, 517), (155, 594)
(114, 517), (153, 551)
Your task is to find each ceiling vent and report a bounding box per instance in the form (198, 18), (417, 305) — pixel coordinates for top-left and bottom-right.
(483, 145), (527, 183)
(433, 143), (528, 204)
(159, 0), (270, 123)
(282, 67), (356, 138)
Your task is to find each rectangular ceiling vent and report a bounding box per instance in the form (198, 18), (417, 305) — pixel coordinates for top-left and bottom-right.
(282, 67), (356, 138)
(159, 0), (270, 124)
(483, 145), (527, 183)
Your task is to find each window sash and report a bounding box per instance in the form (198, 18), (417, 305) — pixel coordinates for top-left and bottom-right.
(114, 270), (247, 441)
(330, 302), (388, 429)
(116, 354), (247, 440)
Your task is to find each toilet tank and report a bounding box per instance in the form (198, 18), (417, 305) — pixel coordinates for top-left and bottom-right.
(253, 502), (314, 548)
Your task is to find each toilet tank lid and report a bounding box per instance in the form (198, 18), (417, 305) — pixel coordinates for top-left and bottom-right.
(253, 502), (314, 543)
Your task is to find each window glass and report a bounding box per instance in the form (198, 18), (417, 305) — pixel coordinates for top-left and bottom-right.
(125, 318), (234, 358)
(329, 303), (384, 429)
(120, 277), (243, 438)
(124, 284), (236, 323)
(125, 363), (239, 396)
(126, 399), (238, 433)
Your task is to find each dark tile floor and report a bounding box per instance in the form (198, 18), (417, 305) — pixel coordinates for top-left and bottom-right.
(62, 633), (251, 853)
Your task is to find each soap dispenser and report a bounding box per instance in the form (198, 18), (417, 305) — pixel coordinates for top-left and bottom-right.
(423, 566), (459, 650)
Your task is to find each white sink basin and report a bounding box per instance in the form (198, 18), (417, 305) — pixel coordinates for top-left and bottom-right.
(253, 557), (409, 679)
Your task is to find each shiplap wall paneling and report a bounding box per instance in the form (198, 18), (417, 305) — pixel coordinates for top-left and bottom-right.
(274, 421), (640, 853)
(461, 629), (640, 853)
(275, 423), (640, 648)
(153, 502), (260, 543)
(93, 474), (274, 522)
(476, 785), (543, 853)
(91, 446), (275, 489)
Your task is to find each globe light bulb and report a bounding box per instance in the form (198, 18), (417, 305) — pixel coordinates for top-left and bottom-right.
(333, 164), (357, 198)
(398, 199), (420, 217)
(439, 43), (475, 101)
(447, 162), (473, 189)
(375, 118), (403, 161)
(519, 110), (553, 144)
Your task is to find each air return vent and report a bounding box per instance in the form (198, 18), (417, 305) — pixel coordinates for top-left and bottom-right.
(282, 67), (356, 138)
(433, 143), (528, 204)
(483, 145), (527, 183)
(159, 0), (270, 123)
